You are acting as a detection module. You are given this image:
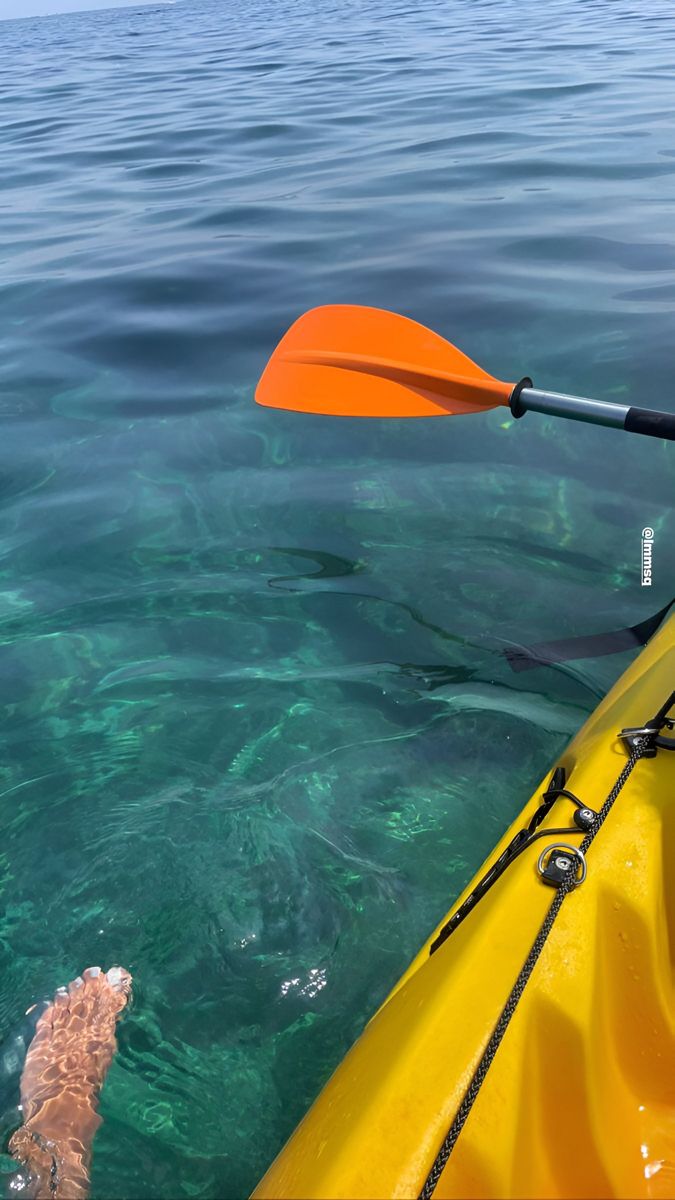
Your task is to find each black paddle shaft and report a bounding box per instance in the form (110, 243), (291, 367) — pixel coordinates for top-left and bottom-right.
(624, 406), (675, 441)
(512, 386), (675, 441)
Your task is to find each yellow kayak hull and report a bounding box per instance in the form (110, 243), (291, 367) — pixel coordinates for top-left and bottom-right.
(254, 614), (675, 1200)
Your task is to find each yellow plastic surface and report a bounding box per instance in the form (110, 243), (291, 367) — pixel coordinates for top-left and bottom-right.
(254, 615), (675, 1199)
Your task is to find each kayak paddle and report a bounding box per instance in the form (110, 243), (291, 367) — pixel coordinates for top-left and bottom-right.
(256, 305), (675, 441)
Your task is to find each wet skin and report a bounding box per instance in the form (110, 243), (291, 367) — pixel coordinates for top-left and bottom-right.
(9, 966), (132, 1200)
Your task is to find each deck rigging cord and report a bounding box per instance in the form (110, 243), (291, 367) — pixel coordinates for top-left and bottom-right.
(429, 767), (595, 954)
(418, 691), (675, 1200)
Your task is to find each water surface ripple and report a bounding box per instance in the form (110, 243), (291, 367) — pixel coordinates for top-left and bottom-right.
(0, 0), (674, 1195)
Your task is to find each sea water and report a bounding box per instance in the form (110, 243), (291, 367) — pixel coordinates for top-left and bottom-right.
(0, 0), (674, 1194)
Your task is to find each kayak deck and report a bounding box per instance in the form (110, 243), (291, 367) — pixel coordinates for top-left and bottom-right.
(254, 614), (675, 1199)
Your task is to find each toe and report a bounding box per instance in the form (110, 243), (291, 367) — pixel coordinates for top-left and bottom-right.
(106, 966), (131, 994)
(68, 975), (85, 997)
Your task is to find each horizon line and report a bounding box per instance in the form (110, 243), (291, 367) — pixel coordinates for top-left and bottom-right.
(0, 0), (175, 24)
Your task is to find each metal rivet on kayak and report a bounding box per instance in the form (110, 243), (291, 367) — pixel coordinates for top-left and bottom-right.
(537, 843), (587, 888)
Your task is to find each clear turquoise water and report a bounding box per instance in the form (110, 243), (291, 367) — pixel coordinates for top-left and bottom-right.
(1, 0), (674, 1195)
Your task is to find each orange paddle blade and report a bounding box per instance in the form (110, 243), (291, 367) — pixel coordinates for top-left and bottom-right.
(256, 305), (514, 418)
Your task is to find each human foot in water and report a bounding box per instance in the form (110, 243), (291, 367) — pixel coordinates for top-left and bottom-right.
(8, 966), (131, 1199)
